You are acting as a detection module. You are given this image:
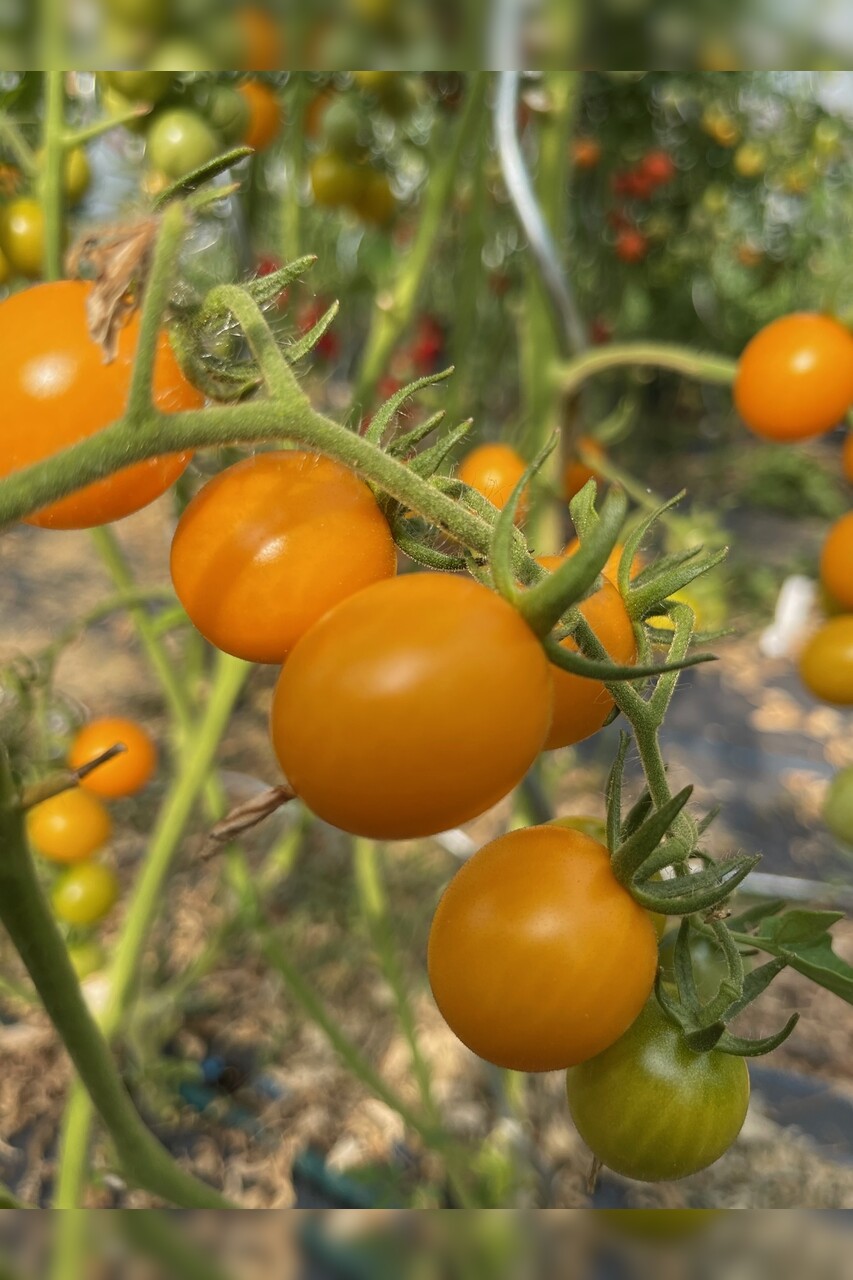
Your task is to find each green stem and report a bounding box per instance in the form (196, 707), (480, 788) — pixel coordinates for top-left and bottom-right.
(126, 204), (188, 417)
(352, 841), (437, 1115)
(53, 653), (248, 1209)
(0, 115), (37, 175)
(282, 73), (307, 262)
(557, 343), (737, 400)
(354, 74), (487, 408)
(48, 1211), (88, 1280)
(0, 755), (231, 1208)
(41, 71), (65, 283)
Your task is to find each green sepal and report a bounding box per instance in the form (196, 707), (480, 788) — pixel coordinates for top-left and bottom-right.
(389, 412), (447, 457)
(490, 439), (557, 607)
(407, 421), (473, 479)
(691, 921), (744, 1026)
(604, 733), (630, 854)
(288, 301), (340, 363)
(721, 957), (787, 1020)
(168, 320), (260, 402)
(629, 546), (728, 622)
(673, 918), (701, 1015)
(683, 1022), (726, 1053)
(620, 788), (654, 843)
(362, 368), (454, 447)
(630, 853), (760, 916)
(610, 786), (693, 887)
(520, 485), (628, 637)
(544, 636), (710, 683)
(153, 146), (254, 207)
(631, 546), (703, 590)
(696, 804), (722, 836)
(715, 1014), (800, 1058)
(245, 255), (317, 308)
(392, 533), (468, 572)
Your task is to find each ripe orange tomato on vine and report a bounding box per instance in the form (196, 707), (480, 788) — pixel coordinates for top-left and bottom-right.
(0, 281), (201, 528)
(821, 512), (853, 611)
(271, 574), (553, 839)
(238, 80), (283, 152)
(171, 452), (398, 663)
(69, 717), (157, 798)
(563, 437), (606, 500)
(734, 313), (853, 441)
(27, 789), (112, 864)
(563, 537), (642, 584)
(427, 825), (658, 1072)
(458, 443), (528, 520)
(536, 558), (636, 748)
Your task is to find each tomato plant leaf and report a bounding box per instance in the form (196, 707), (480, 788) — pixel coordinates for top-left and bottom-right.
(611, 785), (693, 885)
(363, 368), (454, 447)
(757, 909), (845, 946)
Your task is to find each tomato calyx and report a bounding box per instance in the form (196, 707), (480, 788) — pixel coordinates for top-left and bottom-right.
(605, 733), (759, 917)
(654, 918), (800, 1058)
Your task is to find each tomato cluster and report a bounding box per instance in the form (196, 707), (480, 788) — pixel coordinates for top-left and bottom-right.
(98, 73), (283, 191)
(0, 145), (90, 281)
(26, 716), (157, 967)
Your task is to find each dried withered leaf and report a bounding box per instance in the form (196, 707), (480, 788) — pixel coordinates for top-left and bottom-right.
(64, 216), (162, 361)
(199, 784), (296, 860)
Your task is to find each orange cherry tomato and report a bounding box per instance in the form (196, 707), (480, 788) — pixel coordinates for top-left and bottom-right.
(843, 432), (853, 485)
(271, 574), (553, 839)
(351, 168), (396, 226)
(171, 452), (397, 663)
(563, 437), (606, 501)
(457, 443), (528, 521)
(0, 281), (200, 529)
(572, 137), (602, 169)
(535, 559), (636, 749)
(563, 537), (642, 584)
(238, 80), (283, 152)
(27, 789), (112, 864)
(799, 616), (853, 704)
(734, 314), (853, 441)
(69, 717), (157, 798)
(237, 6), (287, 69)
(427, 825), (658, 1072)
(821, 511), (853, 611)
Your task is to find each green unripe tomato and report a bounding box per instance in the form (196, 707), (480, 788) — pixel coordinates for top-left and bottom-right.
(101, 70), (175, 103)
(814, 118), (842, 159)
(35, 146), (91, 206)
(147, 39), (215, 71)
(823, 766), (853, 846)
(198, 84), (252, 145)
(52, 862), (119, 926)
(68, 940), (107, 981)
(0, 198), (46, 279)
(146, 108), (222, 180)
(322, 95), (363, 155)
(310, 151), (365, 207)
(566, 999), (750, 1182)
(101, 0), (169, 30)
